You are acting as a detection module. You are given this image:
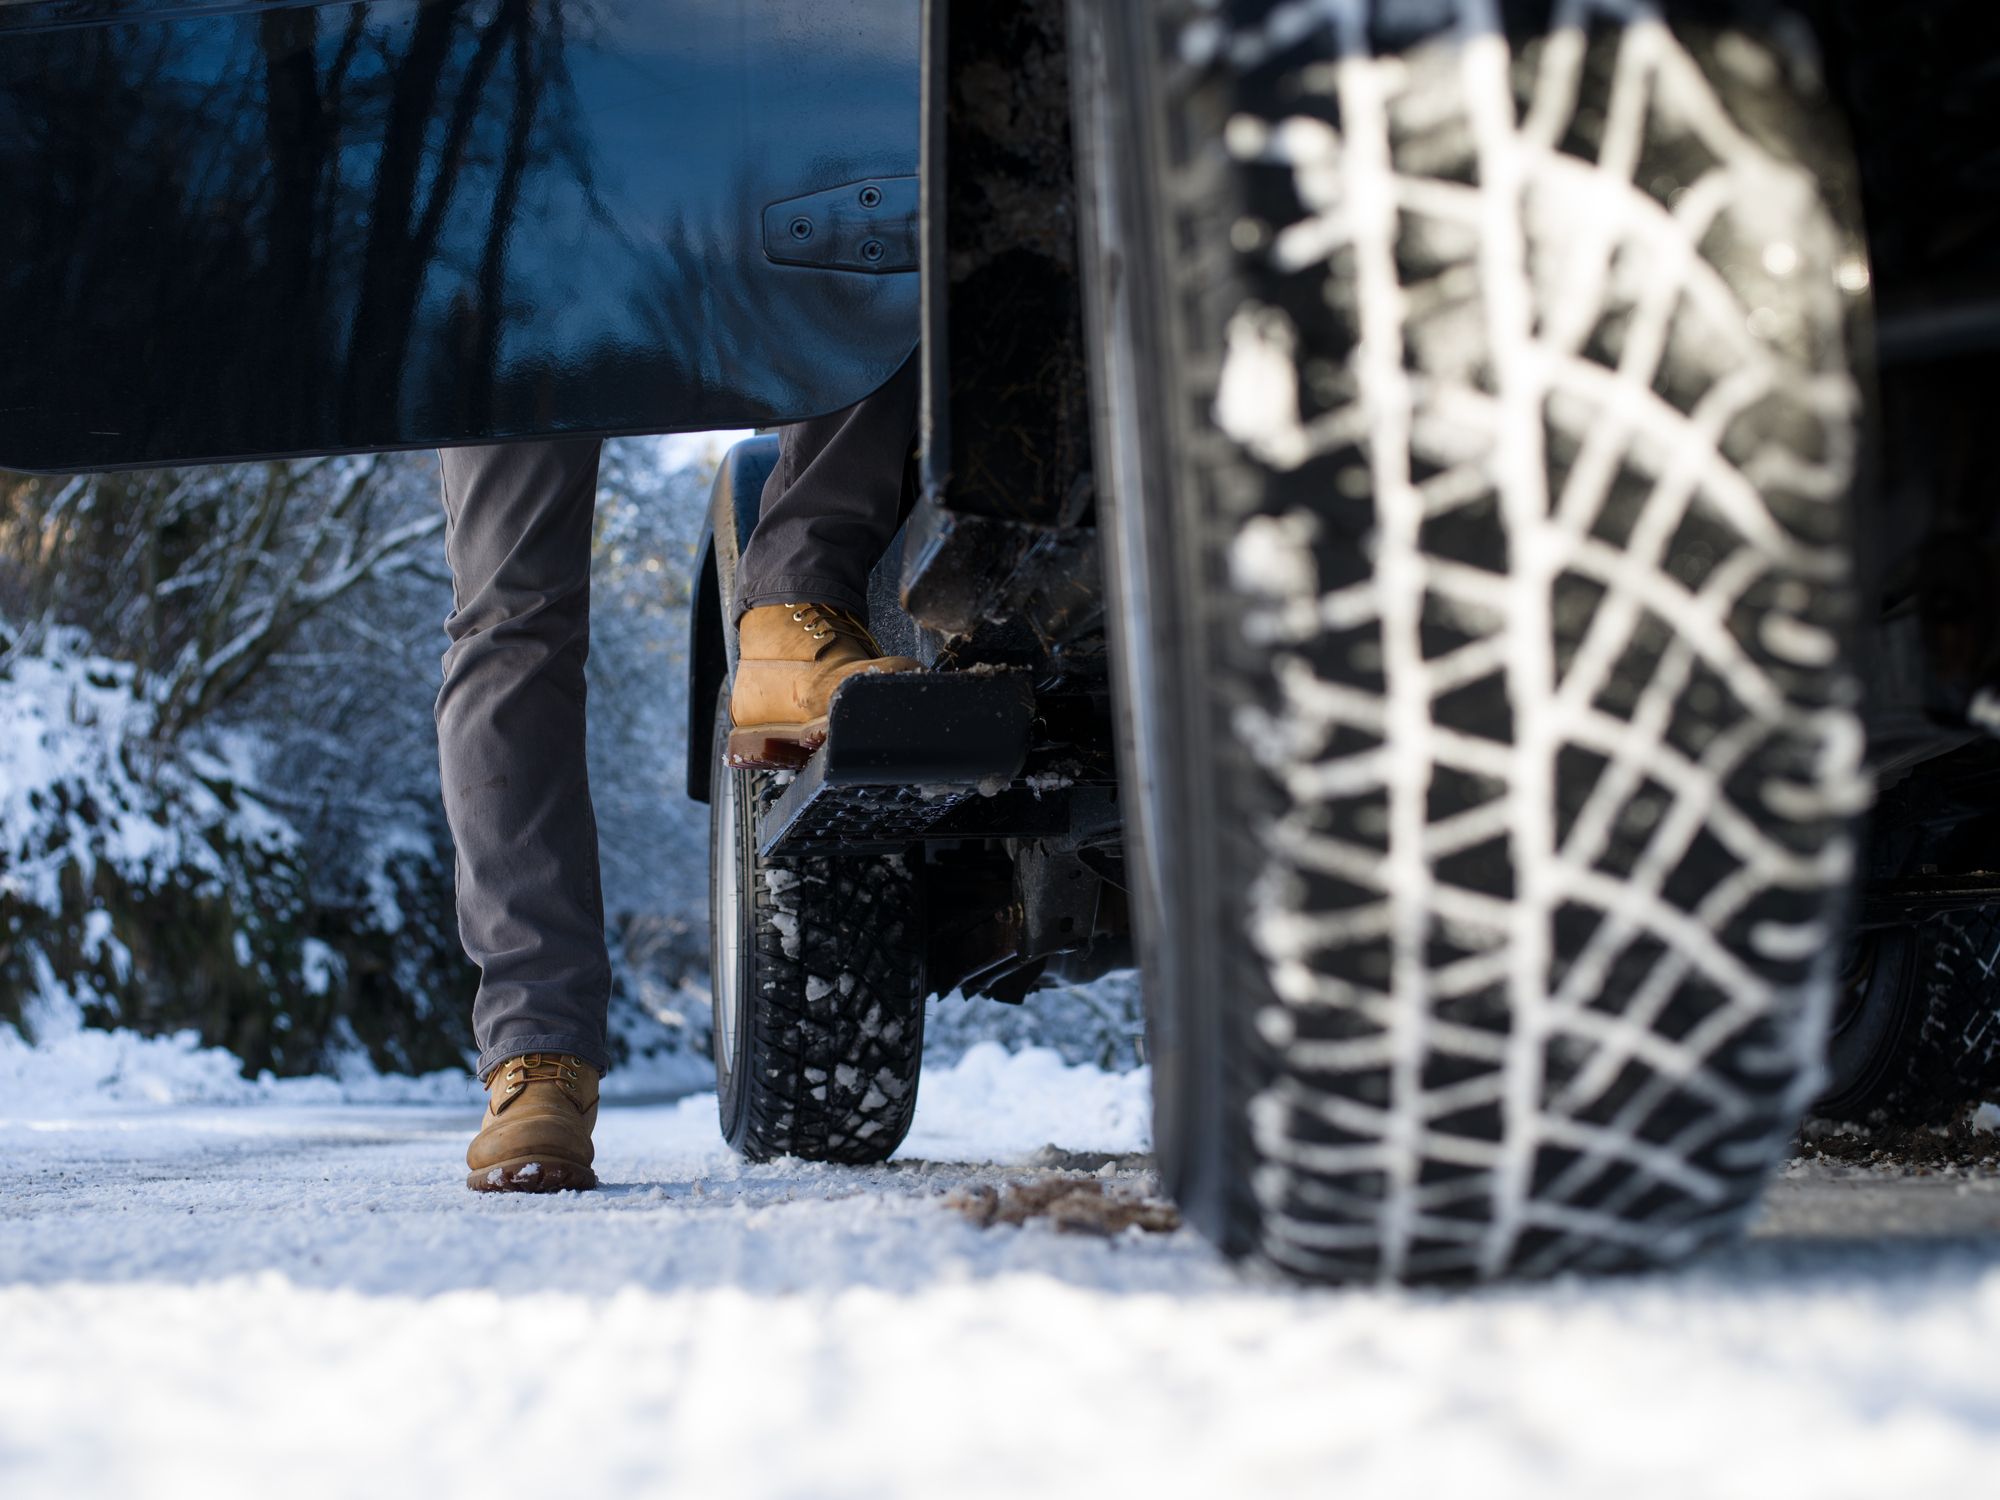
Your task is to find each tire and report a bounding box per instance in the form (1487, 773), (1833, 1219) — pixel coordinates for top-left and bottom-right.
(707, 683), (927, 1163)
(1819, 910), (2000, 1126)
(1072, 0), (1869, 1280)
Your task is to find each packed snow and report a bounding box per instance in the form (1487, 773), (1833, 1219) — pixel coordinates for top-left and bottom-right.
(5, 1020), (2000, 1500)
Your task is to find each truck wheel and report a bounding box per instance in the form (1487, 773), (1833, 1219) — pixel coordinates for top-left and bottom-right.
(1819, 912), (2000, 1126)
(707, 683), (926, 1162)
(1072, 0), (1868, 1280)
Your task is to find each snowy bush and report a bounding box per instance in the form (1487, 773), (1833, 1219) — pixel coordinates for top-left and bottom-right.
(925, 972), (1147, 1073)
(0, 633), (311, 1062)
(0, 626), (490, 1073)
(0, 451), (479, 1075)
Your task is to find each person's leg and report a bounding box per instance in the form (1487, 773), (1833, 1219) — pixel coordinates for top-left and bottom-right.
(725, 355), (924, 769)
(435, 439), (611, 1083)
(735, 351), (920, 617)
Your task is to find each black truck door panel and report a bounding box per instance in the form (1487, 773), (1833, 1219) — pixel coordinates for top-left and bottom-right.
(0, 0), (920, 471)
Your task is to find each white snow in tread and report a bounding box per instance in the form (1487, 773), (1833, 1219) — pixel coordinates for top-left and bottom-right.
(1322, 0), (1432, 1281)
(767, 908), (801, 959)
(1216, 308), (1310, 469)
(1971, 689), (2000, 738)
(1230, 512), (1321, 600)
(1215, 0), (1867, 1279)
(1748, 919), (1830, 963)
(1456, 1), (1557, 1279)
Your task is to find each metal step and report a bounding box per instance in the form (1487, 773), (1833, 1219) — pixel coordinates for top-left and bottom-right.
(754, 669), (1116, 856)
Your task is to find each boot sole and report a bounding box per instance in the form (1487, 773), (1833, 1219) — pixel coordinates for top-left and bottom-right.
(725, 718), (829, 770)
(466, 1156), (598, 1193)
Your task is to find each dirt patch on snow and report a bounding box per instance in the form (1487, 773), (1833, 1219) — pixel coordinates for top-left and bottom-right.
(1796, 1108), (2000, 1175)
(947, 1175), (1181, 1236)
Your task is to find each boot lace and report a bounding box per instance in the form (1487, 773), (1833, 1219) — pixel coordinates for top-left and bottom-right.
(493, 1053), (586, 1101)
(788, 602), (882, 657)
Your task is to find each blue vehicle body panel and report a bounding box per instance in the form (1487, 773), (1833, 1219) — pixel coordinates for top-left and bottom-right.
(0, 0), (920, 471)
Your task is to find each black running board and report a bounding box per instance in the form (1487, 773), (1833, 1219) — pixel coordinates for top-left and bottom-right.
(757, 668), (1047, 856)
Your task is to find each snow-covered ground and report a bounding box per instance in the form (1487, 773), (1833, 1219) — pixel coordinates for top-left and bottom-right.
(5, 1036), (2000, 1500)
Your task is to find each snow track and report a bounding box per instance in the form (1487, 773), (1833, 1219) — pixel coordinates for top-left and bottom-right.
(4, 1046), (2000, 1499)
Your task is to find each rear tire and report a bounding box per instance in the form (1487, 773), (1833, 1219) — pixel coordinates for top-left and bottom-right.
(708, 684), (926, 1162)
(1820, 910), (2000, 1126)
(1073, 0), (1869, 1280)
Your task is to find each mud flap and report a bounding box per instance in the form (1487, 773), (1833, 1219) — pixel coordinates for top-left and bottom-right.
(756, 669), (1035, 856)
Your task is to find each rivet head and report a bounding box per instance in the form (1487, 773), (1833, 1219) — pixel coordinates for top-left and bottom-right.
(859, 184), (883, 209)
(789, 216), (814, 241)
(861, 238), (885, 263)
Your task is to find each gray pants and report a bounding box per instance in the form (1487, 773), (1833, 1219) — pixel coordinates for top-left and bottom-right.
(436, 356), (917, 1077)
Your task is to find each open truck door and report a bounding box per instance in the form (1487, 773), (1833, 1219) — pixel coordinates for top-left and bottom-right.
(0, 0), (919, 473)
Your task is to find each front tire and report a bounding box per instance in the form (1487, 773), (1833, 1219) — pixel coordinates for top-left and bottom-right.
(708, 683), (927, 1162)
(1073, 0), (1870, 1280)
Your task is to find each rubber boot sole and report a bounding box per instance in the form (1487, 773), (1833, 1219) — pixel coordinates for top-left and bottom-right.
(466, 1156), (598, 1193)
(725, 718), (829, 770)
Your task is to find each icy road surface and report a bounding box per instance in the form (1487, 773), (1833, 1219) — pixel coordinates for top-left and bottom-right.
(5, 1044), (2000, 1500)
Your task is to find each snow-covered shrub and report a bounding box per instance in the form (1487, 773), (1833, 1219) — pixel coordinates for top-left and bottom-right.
(585, 439), (725, 1077)
(0, 450), (484, 1076)
(294, 831), (477, 1075)
(0, 632), (320, 1067)
(0, 632), (481, 1074)
(604, 914), (715, 1095)
(924, 972), (1148, 1073)
(587, 441), (713, 952)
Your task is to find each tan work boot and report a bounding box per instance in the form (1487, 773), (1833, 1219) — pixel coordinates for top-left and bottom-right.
(465, 1053), (599, 1192)
(728, 602), (921, 768)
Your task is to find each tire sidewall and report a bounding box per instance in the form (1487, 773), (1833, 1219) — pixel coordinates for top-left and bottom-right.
(1071, 1), (1252, 1248)
(1817, 926), (1921, 1117)
(709, 681), (756, 1144)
